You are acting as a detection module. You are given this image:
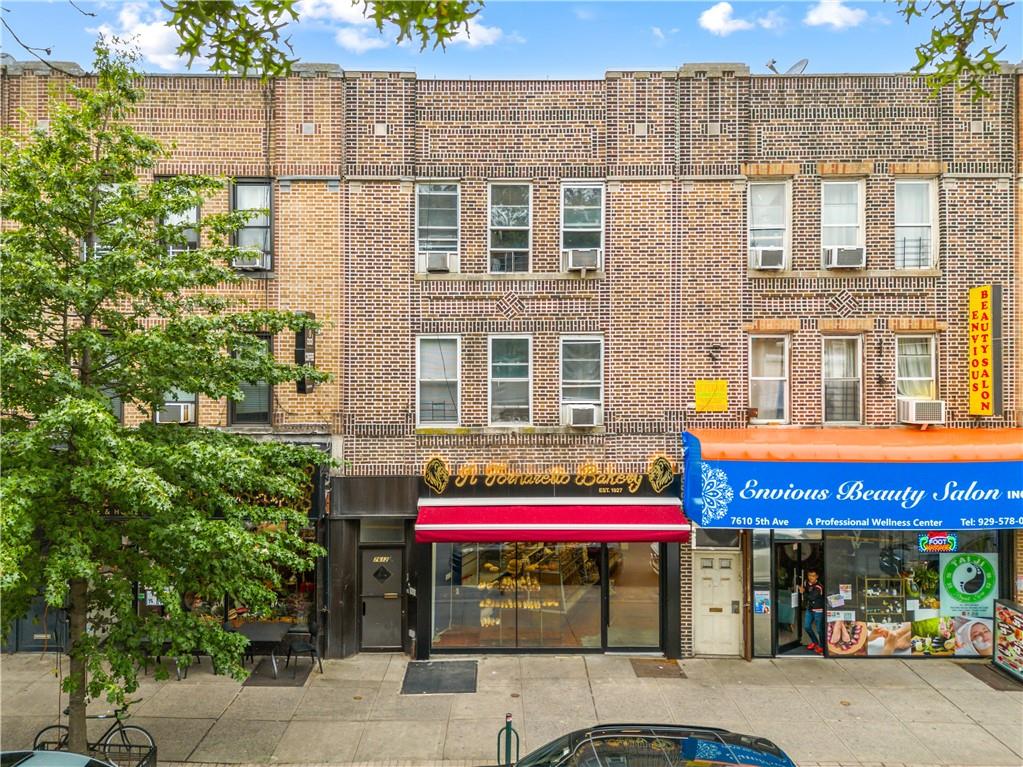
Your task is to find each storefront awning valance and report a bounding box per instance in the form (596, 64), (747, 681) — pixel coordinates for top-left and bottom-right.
(683, 428), (1023, 531)
(415, 497), (691, 543)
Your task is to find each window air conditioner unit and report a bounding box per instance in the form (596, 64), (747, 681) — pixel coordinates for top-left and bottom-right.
(156, 402), (195, 424)
(232, 252), (272, 271)
(822, 246), (865, 269)
(424, 251), (455, 273)
(565, 248), (601, 271)
(750, 247), (785, 270)
(563, 403), (603, 427)
(897, 398), (945, 425)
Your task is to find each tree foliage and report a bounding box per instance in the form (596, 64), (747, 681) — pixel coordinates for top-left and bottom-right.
(896, 0), (1012, 99)
(163, 0), (482, 77)
(0, 42), (329, 752)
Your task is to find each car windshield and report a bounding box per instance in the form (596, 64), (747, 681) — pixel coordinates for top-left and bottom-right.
(516, 733), (574, 767)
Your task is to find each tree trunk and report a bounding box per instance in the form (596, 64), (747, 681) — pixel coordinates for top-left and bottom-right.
(67, 578), (89, 754)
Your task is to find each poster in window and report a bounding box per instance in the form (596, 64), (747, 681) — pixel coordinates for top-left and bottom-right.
(993, 600), (1023, 682)
(939, 553), (998, 619)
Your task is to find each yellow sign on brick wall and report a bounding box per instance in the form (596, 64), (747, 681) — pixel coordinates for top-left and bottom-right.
(968, 285), (1002, 416)
(695, 380), (728, 412)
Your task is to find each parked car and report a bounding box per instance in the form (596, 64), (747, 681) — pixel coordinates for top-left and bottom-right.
(2, 752), (116, 767)
(516, 724), (796, 767)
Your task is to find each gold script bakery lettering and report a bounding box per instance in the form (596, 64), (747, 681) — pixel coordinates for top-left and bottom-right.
(575, 463), (643, 493)
(482, 463), (572, 488)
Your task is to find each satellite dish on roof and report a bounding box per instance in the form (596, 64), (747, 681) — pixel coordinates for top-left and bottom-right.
(785, 59), (809, 75)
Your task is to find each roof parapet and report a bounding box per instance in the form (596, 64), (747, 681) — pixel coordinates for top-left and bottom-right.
(678, 63), (750, 78)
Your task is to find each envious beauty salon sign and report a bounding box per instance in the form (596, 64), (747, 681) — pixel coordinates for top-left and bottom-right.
(682, 434), (1023, 531)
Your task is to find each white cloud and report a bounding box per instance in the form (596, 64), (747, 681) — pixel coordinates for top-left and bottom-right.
(651, 26), (666, 41)
(334, 26), (389, 53)
(89, 2), (194, 71)
(296, 0), (369, 25)
(757, 9), (786, 31)
(699, 2), (754, 36)
(573, 7), (595, 21)
(450, 16), (509, 48)
(803, 0), (867, 29)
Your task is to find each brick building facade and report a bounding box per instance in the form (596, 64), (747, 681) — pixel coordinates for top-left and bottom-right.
(2, 59), (1020, 660)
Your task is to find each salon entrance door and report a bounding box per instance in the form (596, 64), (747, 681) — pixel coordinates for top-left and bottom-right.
(774, 541), (823, 654)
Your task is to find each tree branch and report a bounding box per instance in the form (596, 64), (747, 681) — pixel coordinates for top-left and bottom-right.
(0, 18), (77, 77)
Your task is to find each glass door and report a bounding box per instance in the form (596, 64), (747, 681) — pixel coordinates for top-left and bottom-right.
(774, 541), (823, 654)
(606, 542), (662, 649)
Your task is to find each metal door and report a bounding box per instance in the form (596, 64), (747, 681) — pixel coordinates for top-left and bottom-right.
(360, 548), (403, 649)
(693, 552), (742, 655)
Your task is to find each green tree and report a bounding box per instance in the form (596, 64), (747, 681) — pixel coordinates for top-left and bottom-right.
(163, 0), (484, 76)
(896, 0), (1013, 99)
(0, 42), (329, 754)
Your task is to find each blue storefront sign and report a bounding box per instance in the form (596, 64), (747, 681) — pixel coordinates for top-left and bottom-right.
(682, 433), (1023, 530)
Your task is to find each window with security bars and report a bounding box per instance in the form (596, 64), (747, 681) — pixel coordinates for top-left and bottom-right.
(823, 337), (861, 423)
(490, 336), (530, 424)
(561, 184), (603, 250)
(230, 335), (272, 425)
(418, 337), (459, 425)
(561, 338), (602, 405)
(489, 183), (530, 272)
(895, 180), (933, 269)
(232, 180), (272, 256)
(896, 336), (936, 399)
(417, 183), (459, 253)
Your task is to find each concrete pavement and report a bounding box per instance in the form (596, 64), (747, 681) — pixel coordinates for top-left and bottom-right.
(1, 651), (1020, 767)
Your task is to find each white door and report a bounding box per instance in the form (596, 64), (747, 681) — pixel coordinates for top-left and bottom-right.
(693, 551), (742, 656)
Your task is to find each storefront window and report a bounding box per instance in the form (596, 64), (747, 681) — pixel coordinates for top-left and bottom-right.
(823, 531), (997, 658)
(432, 542), (604, 649)
(607, 543), (661, 648)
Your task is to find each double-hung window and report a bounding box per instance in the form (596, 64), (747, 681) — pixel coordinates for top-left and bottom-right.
(749, 336), (788, 423)
(417, 183), (459, 262)
(230, 335), (272, 425)
(561, 183), (604, 254)
(489, 183), (530, 273)
(895, 180), (934, 269)
(232, 180), (272, 261)
(489, 336), (531, 425)
(823, 337), (861, 424)
(896, 336), (936, 400)
(561, 337), (602, 405)
(164, 205), (200, 254)
(748, 182), (787, 267)
(821, 181), (863, 249)
(418, 337), (459, 426)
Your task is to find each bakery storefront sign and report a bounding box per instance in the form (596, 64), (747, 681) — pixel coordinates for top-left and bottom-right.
(968, 284), (1003, 416)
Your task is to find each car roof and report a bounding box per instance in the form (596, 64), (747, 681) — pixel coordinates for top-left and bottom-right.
(1, 751), (113, 767)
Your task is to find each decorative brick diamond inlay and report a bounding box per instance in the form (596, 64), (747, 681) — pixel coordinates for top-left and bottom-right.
(827, 290), (859, 318)
(496, 293), (523, 318)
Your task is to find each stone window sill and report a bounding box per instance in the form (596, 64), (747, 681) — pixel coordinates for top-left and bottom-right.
(415, 271), (605, 282)
(748, 268), (942, 279)
(416, 425), (606, 435)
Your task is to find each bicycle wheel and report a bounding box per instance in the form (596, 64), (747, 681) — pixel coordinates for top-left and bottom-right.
(33, 724), (69, 750)
(101, 725), (155, 767)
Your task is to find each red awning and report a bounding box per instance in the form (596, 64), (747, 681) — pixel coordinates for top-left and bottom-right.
(415, 498), (690, 543)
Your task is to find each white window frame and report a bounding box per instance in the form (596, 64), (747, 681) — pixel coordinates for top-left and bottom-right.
(747, 180), (791, 267)
(821, 335), (862, 425)
(488, 181), (531, 274)
(559, 335), (604, 407)
(748, 334), (789, 424)
(488, 334), (532, 426)
(895, 335), (937, 400)
(231, 179), (273, 258)
(416, 335), (460, 427)
(894, 179), (938, 270)
(560, 181), (605, 254)
(820, 179), (866, 252)
(415, 182), (460, 270)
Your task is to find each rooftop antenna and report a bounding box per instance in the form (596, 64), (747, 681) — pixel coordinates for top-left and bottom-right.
(784, 58), (809, 75)
(765, 59), (779, 74)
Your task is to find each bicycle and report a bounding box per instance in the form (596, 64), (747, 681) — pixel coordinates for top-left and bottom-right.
(33, 699), (154, 767)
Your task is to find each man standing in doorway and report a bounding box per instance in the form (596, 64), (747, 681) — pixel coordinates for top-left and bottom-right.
(799, 569), (825, 655)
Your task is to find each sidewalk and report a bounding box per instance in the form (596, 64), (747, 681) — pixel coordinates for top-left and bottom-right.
(2, 651), (1020, 767)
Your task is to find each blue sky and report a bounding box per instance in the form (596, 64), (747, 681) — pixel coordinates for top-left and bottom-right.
(1, 0), (1020, 78)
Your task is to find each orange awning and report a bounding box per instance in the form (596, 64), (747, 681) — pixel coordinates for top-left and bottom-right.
(687, 428), (1023, 463)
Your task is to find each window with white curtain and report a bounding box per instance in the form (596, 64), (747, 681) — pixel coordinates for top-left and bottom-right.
(232, 180), (272, 256)
(418, 337), (459, 425)
(561, 337), (603, 405)
(417, 183), (459, 253)
(749, 336), (788, 423)
(489, 183), (530, 273)
(896, 336), (936, 399)
(561, 184), (604, 250)
(489, 336), (531, 424)
(895, 180), (934, 269)
(821, 181), (862, 248)
(823, 337), (861, 423)
(749, 182), (787, 253)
